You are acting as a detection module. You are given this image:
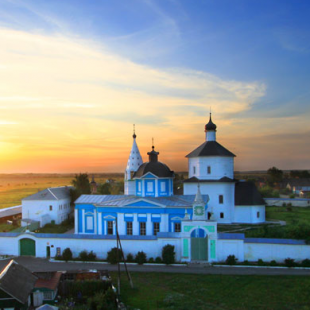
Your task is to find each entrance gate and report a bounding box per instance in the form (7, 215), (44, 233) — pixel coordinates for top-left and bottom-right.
(190, 228), (208, 261)
(20, 238), (36, 256)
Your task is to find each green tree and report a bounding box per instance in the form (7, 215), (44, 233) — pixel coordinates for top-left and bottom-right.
(70, 173), (91, 205)
(97, 183), (111, 195)
(267, 167), (283, 184)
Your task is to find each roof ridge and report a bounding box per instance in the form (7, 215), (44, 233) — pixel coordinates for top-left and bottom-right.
(47, 188), (59, 200)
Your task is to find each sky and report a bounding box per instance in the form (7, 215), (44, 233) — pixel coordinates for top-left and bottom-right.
(0, 0), (309, 173)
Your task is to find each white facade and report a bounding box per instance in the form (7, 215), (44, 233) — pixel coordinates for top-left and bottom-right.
(234, 205), (266, 224)
(21, 187), (72, 227)
(188, 156), (234, 180)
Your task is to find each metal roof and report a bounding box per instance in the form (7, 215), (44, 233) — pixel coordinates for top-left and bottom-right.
(0, 206), (22, 218)
(186, 141), (236, 158)
(22, 186), (73, 201)
(75, 194), (209, 207)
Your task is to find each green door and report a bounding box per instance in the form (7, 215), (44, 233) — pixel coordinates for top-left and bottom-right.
(191, 237), (208, 261)
(46, 246), (51, 258)
(20, 238), (36, 256)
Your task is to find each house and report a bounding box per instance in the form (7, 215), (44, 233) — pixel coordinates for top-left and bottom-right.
(32, 272), (62, 307)
(0, 260), (37, 310)
(285, 178), (310, 196)
(21, 187), (73, 228)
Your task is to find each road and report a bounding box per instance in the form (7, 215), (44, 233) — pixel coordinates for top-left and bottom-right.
(1, 257), (310, 276)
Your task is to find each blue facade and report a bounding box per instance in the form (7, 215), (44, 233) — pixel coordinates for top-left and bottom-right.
(75, 196), (195, 236)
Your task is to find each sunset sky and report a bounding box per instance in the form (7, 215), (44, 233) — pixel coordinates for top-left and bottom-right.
(0, 0), (309, 173)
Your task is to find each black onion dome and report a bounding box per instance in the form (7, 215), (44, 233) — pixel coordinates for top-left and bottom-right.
(133, 161), (174, 178)
(205, 113), (217, 131)
(133, 133), (137, 139)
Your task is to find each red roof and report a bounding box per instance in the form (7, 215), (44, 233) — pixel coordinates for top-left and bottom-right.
(35, 272), (62, 291)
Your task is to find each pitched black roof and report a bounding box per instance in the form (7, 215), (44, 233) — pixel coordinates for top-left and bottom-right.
(0, 260), (37, 304)
(183, 176), (235, 183)
(186, 141), (236, 158)
(235, 181), (265, 206)
(133, 162), (174, 178)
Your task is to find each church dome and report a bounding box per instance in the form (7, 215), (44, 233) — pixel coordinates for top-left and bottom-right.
(133, 145), (174, 178)
(205, 113), (217, 131)
(134, 161), (174, 178)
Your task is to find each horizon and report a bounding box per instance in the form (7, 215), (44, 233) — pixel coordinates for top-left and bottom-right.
(0, 1), (310, 173)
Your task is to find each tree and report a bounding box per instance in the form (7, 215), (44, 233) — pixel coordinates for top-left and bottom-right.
(70, 173), (91, 205)
(267, 167), (283, 184)
(97, 183), (111, 195)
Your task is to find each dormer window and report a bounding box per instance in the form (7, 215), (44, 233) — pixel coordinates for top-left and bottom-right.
(207, 166), (211, 174)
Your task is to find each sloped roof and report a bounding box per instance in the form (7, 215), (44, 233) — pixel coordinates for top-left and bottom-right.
(0, 260), (37, 304)
(186, 141), (236, 158)
(36, 305), (59, 310)
(285, 178), (310, 187)
(76, 194), (209, 208)
(22, 186), (73, 201)
(133, 161), (174, 178)
(0, 206), (22, 218)
(35, 272), (62, 291)
(235, 181), (265, 206)
(183, 176), (235, 183)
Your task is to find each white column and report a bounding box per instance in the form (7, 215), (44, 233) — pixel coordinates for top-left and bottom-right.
(133, 214), (139, 235)
(155, 179), (158, 197)
(146, 214), (152, 235)
(82, 209), (85, 234)
(98, 213), (102, 235)
(161, 214), (169, 232)
(74, 209), (78, 234)
(94, 209), (97, 234)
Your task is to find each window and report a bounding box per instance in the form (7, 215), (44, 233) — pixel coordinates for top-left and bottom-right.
(207, 166), (211, 174)
(220, 212), (224, 219)
(208, 212), (212, 220)
(140, 222), (146, 235)
(107, 221), (113, 235)
(43, 291), (54, 300)
(86, 216), (93, 230)
(153, 222), (160, 235)
(160, 182), (166, 192)
(49, 205), (53, 211)
(219, 195), (224, 204)
(138, 182), (141, 191)
(147, 182), (153, 192)
(174, 223), (181, 232)
(193, 166), (196, 174)
(257, 212), (260, 218)
(126, 222), (133, 235)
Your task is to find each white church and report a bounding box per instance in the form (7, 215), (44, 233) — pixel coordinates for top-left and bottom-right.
(73, 114), (266, 262)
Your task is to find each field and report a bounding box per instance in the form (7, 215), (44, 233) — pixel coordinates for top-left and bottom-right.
(0, 173), (123, 209)
(111, 272), (310, 310)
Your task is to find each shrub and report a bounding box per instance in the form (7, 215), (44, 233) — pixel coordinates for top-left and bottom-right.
(284, 258), (296, 268)
(243, 260), (249, 265)
(226, 255), (237, 265)
(289, 194), (295, 199)
(257, 259), (264, 266)
(162, 244), (176, 265)
(88, 251), (97, 261)
(301, 259), (310, 267)
(135, 251), (147, 265)
(107, 247), (122, 264)
(126, 253), (134, 262)
(148, 257), (155, 263)
(62, 248), (73, 261)
(155, 256), (162, 263)
(79, 250), (89, 261)
(270, 260), (278, 266)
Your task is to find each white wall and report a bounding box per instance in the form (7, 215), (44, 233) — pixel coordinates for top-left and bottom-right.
(0, 233), (182, 261)
(22, 198), (71, 226)
(244, 243), (310, 262)
(184, 182), (235, 223)
(188, 156), (234, 180)
(234, 205), (265, 223)
(217, 239), (244, 262)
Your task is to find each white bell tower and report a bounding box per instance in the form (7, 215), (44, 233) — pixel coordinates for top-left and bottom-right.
(124, 125), (143, 195)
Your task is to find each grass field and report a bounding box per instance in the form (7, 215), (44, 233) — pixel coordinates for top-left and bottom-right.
(111, 272), (310, 310)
